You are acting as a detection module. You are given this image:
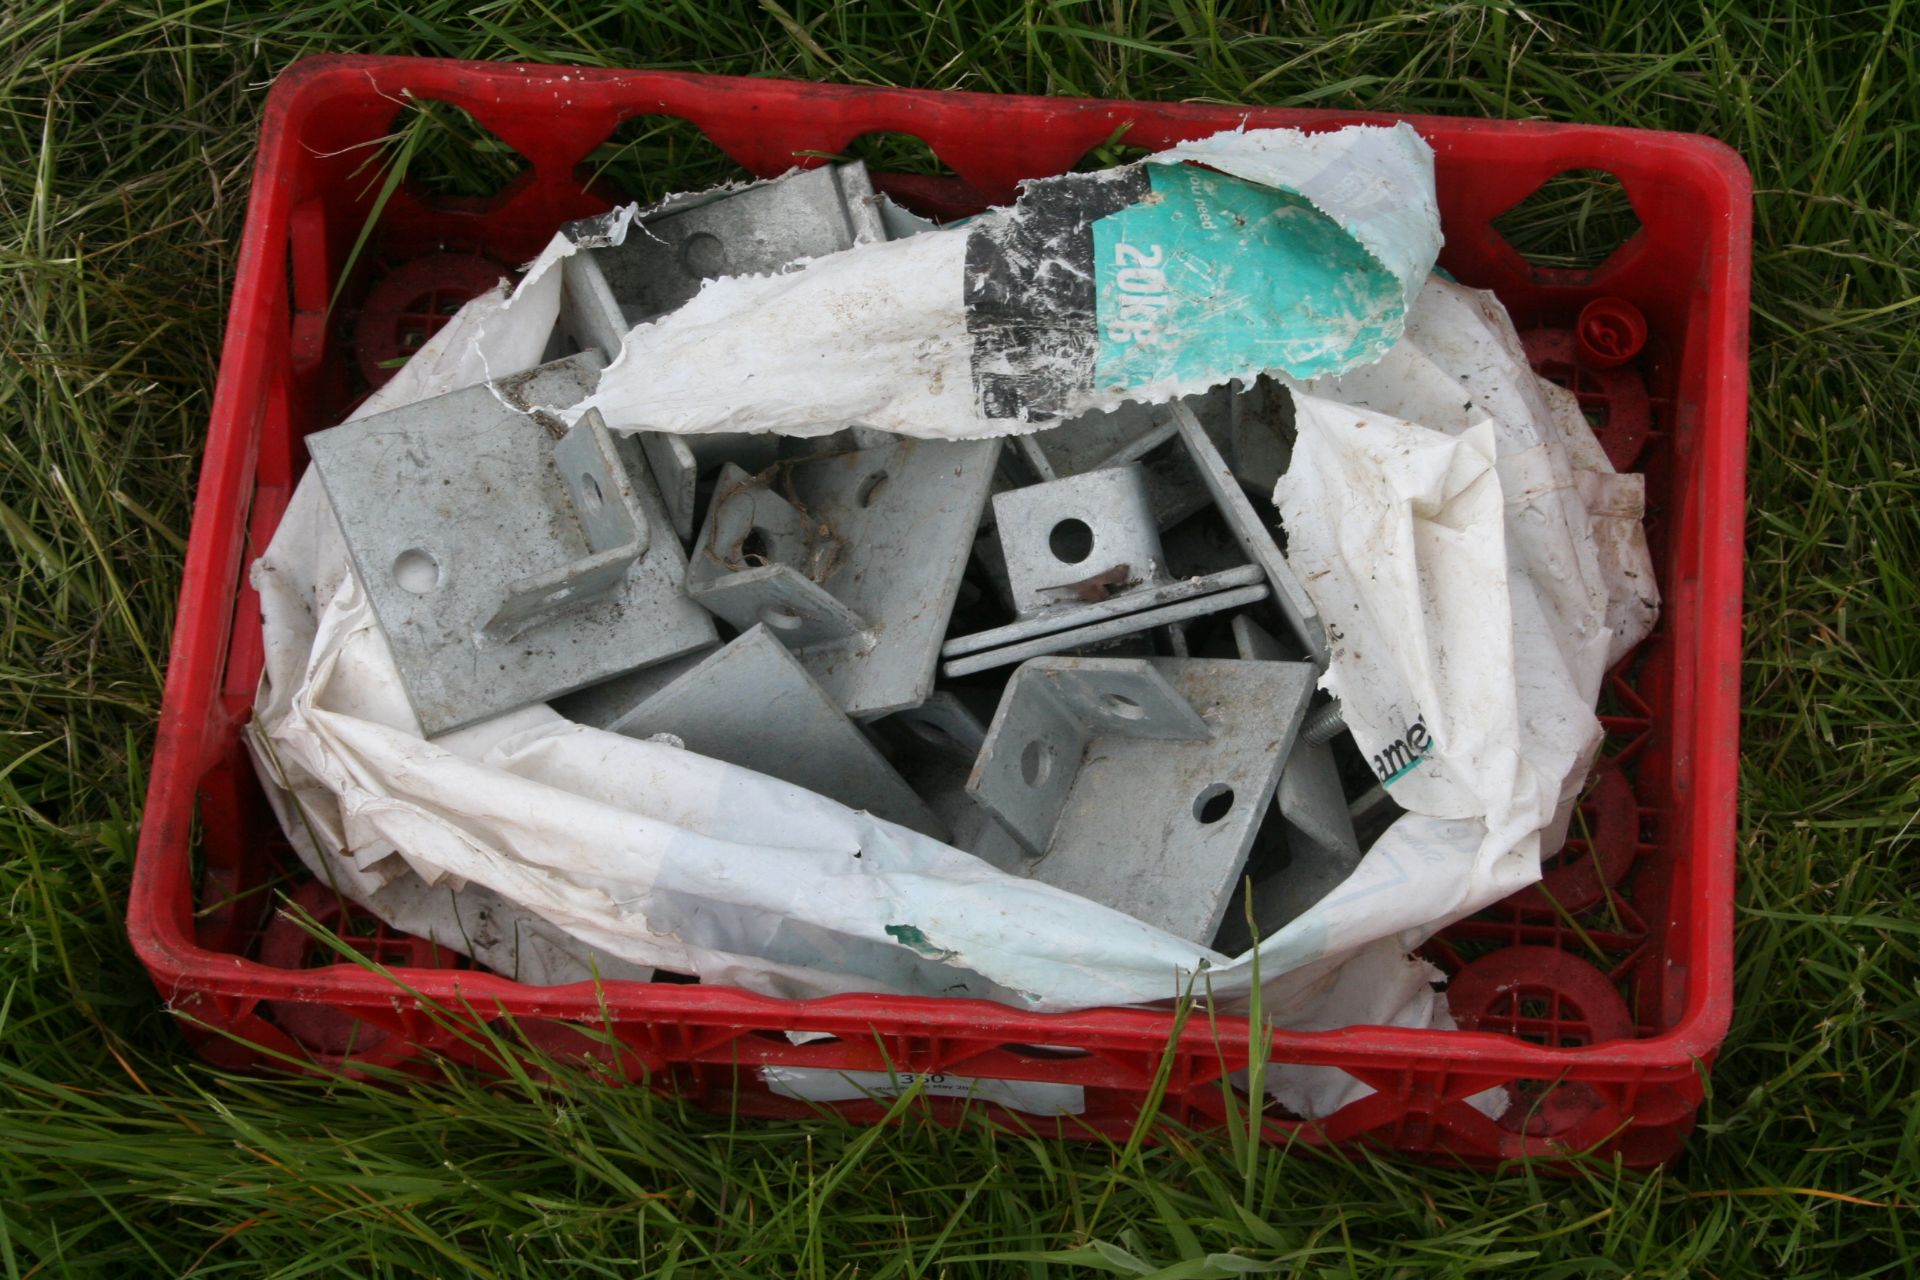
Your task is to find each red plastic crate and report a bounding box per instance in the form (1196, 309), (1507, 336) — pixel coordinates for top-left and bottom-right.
(130, 55), (1749, 1167)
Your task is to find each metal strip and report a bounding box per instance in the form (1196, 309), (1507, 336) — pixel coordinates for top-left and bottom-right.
(943, 564), (1265, 658)
(686, 439), (1000, 719)
(941, 583), (1269, 679)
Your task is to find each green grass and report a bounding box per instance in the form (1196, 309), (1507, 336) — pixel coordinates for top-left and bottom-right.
(3, 1), (1917, 1274)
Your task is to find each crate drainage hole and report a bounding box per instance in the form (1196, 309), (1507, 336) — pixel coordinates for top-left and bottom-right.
(393, 548), (440, 594)
(1193, 783), (1234, 823)
(1021, 740), (1053, 787)
(1049, 518), (1093, 563)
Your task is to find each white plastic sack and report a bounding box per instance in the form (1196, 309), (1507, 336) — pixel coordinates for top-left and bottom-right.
(245, 128), (1654, 1118)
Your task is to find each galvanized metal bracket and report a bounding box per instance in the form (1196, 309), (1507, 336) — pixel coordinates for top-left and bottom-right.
(559, 164), (884, 541)
(482, 409), (650, 640)
(571, 163), (886, 329)
(686, 464), (875, 649)
(1207, 616), (1363, 951)
(686, 438), (1001, 719)
(966, 656), (1316, 942)
(952, 449), (1281, 675)
(1233, 616), (1359, 859)
(992, 463), (1167, 617)
(654, 432), (782, 546)
(307, 352), (716, 735)
(608, 625), (946, 841)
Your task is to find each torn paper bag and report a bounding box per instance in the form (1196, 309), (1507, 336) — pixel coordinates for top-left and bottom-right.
(559, 123), (1440, 438)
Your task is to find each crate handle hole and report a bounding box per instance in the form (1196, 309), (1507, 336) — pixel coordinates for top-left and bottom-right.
(833, 131), (958, 180)
(1072, 125), (1157, 173)
(576, 114), (752, 206)
(386, 99), (531, 203)
(995, 1042), (1093, 1061)
(1491, 169), (1641, 273)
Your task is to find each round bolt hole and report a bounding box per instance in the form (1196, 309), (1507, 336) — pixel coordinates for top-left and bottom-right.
(1104, 693), (1145, 720)
(681, 231), (728, 279)
(857, 469), (889, 508)
(579, 472), (604, 511)
(740, 526), (773, 565)
(1020, 740), (1053, 787)
(1048, 518), (1094, 564)
(392, 547), (440, 595)
(1192, 783), (1234, 824)
(761, 606), (805, 632)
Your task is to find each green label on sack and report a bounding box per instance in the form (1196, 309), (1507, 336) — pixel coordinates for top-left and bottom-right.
(1091, 163), (1405, 391)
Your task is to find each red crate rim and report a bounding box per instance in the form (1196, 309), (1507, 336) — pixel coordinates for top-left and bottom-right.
(130, 54), (1750, 1085)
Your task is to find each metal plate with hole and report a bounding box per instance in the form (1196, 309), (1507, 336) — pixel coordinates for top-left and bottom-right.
(1171, 402), (1328, 665)
(1204, 616), (1362, 950)
(480, 409), (650, 641)
(642, 431), (782, 546)
(992, 464), (1166, 617)
(569, 163), (885, 330)
(558, 164), (884, 540)
(609, 625), (945, 840)
(307, 353), (716, 735)
(686, 438), (1000, 719)
(967, 656), (1316, 942)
